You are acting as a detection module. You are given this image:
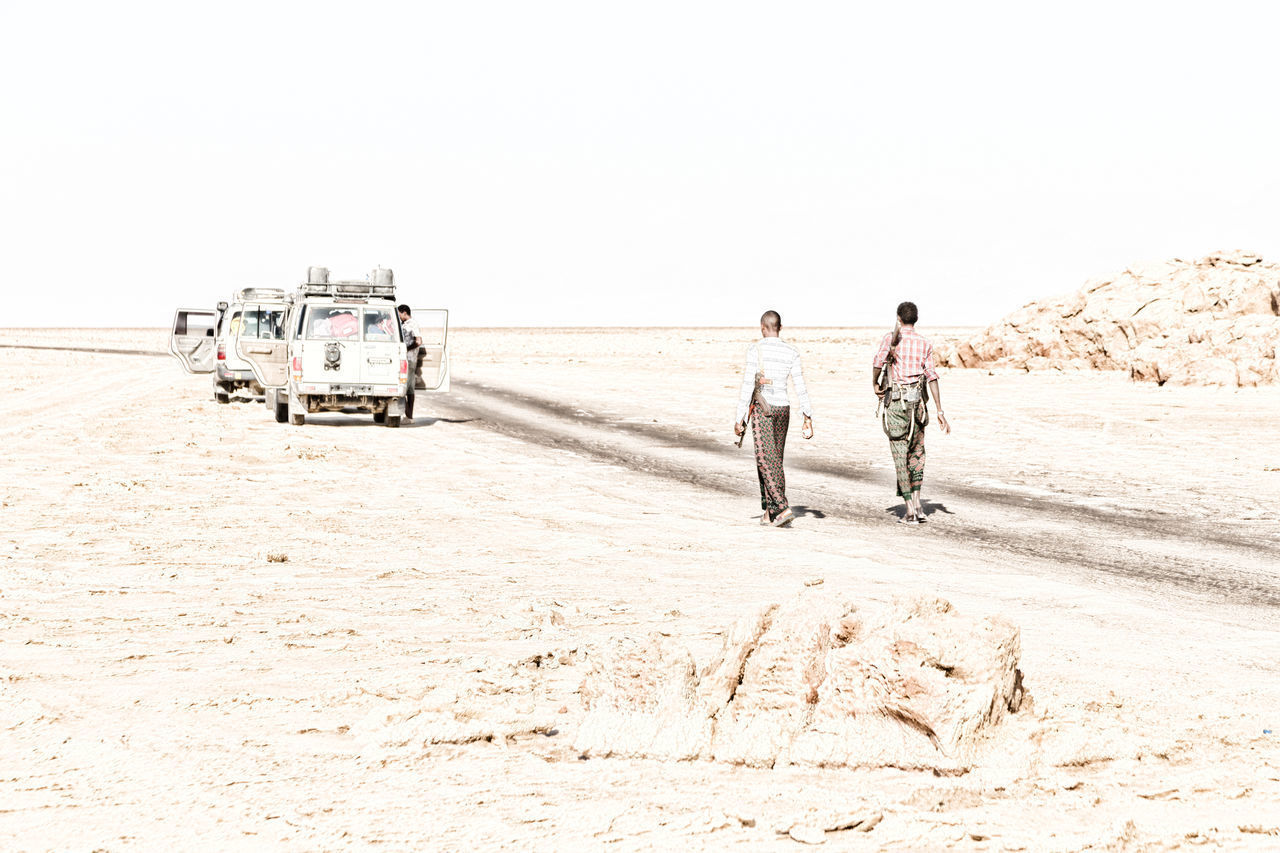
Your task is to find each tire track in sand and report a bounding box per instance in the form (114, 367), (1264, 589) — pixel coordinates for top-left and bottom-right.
(441, 378), (1280, 610)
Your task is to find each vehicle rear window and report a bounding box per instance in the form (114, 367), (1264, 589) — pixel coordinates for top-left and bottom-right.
(414, 309), (448, 347)
(305, 307), (360, 340)
(243, 307), (286, 340)
(363, 308), (397, 340)
(219, 310), (242, 337)
(176, 312), (216, 336)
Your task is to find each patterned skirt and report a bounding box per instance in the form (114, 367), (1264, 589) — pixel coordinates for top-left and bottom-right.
(751, 400), (790, 518)
(885, 398), (925, 498)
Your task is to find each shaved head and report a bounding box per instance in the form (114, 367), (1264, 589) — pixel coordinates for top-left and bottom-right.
(760, 310), (781, 333)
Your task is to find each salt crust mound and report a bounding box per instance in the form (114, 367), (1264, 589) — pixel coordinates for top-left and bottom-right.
(575, 591), (1023, 771)
(939, 250), (1280, 386)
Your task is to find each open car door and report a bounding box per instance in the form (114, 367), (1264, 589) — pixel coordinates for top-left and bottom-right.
(413, 308), (450, 392)
(168, 308), (217, 374)
(234, 301), (291, 389)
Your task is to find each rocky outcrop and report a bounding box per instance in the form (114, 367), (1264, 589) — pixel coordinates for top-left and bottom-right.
(575, 592), (1023, 771)
(939, 250), (1280, 386)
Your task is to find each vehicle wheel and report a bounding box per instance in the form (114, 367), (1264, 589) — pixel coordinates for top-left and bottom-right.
(274, 399), (288, 423)
(215, 389), (230, 404)
(373, 411), (387, 424)
(290, 412), (305, 426)
(385, 415), (401, 428)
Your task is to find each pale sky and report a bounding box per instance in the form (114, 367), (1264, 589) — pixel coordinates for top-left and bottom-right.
(2, 1), (1276, 328)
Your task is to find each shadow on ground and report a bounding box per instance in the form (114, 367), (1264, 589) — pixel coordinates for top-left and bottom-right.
(883, 500), (953, 519)
(290, 413), (478, 429)
(405, 417), (476, 428)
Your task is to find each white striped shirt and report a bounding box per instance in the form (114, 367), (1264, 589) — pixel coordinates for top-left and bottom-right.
(736, 337), (812, 423)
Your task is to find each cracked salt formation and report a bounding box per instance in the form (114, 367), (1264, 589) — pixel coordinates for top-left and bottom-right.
(939, 250), (1280, 386)
(575, 591), (1023, 771)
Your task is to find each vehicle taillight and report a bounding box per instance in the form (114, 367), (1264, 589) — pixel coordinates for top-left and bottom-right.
(398, 359), (408, 378)
(291, 356), (302, 380)
(217, 344), (226, 360)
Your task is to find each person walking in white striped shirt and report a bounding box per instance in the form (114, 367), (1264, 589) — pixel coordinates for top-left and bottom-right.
(733, 310), (813, 527)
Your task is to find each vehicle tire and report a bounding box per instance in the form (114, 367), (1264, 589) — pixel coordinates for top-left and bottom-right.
(385, 415), (401, 428)
(290, 412), (305, 426)
(274, 399), (288, 423)
(215, 388), (230, 404)
(373, 411), (386, 424)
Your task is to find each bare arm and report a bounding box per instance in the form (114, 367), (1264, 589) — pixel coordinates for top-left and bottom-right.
(871, 331), (894, 396)
(788, 353), (813, 438)
(928, 379), (950, 433)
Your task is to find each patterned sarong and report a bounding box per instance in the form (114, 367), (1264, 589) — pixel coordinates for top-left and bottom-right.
(885, 398), (925, 498)
(752, 400), (790, 519)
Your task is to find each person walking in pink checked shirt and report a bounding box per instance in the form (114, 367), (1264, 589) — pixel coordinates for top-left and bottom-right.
(871, 301), (951, 524)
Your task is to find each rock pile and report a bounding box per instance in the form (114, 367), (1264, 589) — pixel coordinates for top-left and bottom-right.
(939, 250), (1280, 386)
(575, 592), (1023, 772)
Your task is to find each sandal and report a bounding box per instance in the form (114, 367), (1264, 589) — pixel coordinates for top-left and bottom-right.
(772, 508), (795, 528)
(898, 514), (917, 524)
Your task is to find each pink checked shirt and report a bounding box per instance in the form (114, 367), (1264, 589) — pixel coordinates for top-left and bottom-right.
(872, 326), (938, 383)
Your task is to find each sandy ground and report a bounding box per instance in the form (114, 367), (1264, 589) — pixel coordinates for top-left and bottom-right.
(0, 327), (1277, 851)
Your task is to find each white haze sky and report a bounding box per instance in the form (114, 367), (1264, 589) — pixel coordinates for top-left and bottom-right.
(2, 1), (1277, 328)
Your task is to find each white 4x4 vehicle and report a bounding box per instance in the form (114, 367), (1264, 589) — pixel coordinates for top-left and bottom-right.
(170, 267), (449, 426)
(168, 288), (289, 403)
(240, 266), (449, 427)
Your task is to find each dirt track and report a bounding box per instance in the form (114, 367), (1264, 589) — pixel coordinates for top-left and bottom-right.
(440, 376), (1280, 608)
(1, 329), (1278, 851)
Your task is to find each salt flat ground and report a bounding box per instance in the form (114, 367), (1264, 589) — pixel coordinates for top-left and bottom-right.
(0, 327), (1277, 852)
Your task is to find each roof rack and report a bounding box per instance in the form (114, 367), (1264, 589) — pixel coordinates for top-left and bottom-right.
(299, 281), (396, 298)
(299, 266), (396, 299)
(234, 287), (288, 302)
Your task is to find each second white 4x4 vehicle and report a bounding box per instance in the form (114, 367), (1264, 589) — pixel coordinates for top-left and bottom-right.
(216, 288), (289, 403)
(234, 266), (450, 427)
(168, 288), (289, 403)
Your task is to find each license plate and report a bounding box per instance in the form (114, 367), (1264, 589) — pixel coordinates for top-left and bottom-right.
(329, 385), (395, 395)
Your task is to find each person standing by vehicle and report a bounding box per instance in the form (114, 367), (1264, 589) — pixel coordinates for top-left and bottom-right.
(733, 310), (813, 527)
(398, 304), (422, 423)
(871, 301), (950, 524)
